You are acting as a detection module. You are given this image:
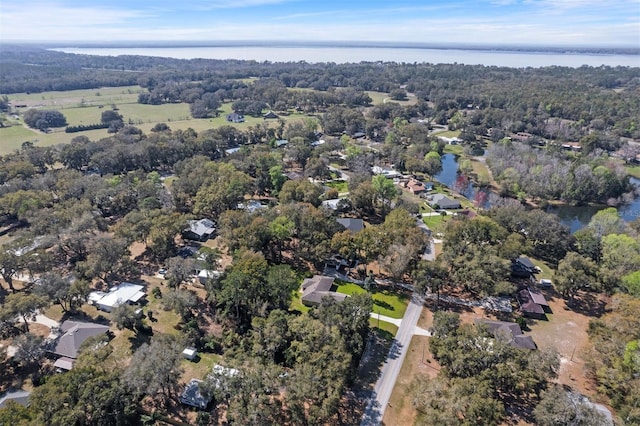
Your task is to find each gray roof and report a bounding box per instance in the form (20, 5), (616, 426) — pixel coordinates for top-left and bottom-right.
(336, 218), (364, 233)
(300, 275), (348, 306)
(180, 379), (212, 409)
(52, 320), (110, 359)
(475, 318), (537, 350)
(428, 193), (461, 209)
(186, 219), (216, 238)
(0, 389), (30, 409)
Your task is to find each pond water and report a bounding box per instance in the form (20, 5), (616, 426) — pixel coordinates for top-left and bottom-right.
(434, 153), (640, 232)
(434, 154), (492, 208)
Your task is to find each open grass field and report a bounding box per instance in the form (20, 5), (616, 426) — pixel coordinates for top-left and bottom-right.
(334, 281), (409, 319)
(365, 91), (417, 106)
(370, 318), (399, 337)
(7, 86), (144, 108)
(2, 83), (320, 155)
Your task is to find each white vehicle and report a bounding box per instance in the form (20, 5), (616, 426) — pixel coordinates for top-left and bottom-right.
(539, 279), (553, 288)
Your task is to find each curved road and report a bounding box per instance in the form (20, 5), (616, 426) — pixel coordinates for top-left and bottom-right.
(361, 293), (424, 425)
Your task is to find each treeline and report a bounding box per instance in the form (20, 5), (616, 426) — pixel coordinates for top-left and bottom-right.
(2, 45), (639, 140)
(487, 141), (632, 204)
(65, 123), (108, 133)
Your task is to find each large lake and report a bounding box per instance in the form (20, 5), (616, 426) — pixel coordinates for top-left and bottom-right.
(51, 46), (640, 68)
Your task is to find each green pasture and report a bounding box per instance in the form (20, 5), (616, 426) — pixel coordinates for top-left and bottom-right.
(7, 86), (143, 108)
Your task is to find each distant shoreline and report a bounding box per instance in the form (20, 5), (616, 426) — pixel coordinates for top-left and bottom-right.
(9, 40), (640, 56)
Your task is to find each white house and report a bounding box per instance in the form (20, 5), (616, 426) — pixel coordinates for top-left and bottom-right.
(89, 282), (146, 313)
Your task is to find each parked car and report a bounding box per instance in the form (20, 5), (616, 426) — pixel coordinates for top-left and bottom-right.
(538, 279), (553, 288)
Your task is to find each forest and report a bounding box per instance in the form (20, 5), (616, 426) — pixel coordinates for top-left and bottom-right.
(0, 45), (639, 425)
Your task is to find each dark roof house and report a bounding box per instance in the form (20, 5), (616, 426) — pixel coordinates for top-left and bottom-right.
(263, 111), (279, 119)
(50, 321), (110, 366)
(475, 319), (537, 350)
(336, 218), (364, 233)
(300, 275), (348, 306)
(180, 379), (212, 410)
(226, 112), (245, 123)
(512, 256), (537, 278)
(183, 219), (216, 241)
(517, 287), (550, 318)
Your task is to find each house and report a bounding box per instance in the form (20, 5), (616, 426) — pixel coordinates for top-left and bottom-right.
(300, 275), (348, 307)
(372, 166), (402, 179)
(183, 219), (216, 241)
(427, 193), (461, 209)
(438, 136), (462, 145)
(198, 269), (221, 285)
(50, 320), (110, 369)
(226, 112), (245, 123)
(511, 256), (537, 278)
(180, 379), (212, 409)
(263, 111), (279, 119)
(284, 171), (305, 181)
(517, 287), (550, 318)
(406, 178), (427, 195)
(224, 147), (241, 155)
(475, 319), (537, 350)
(325, 254), (358, 275)
(351, 132), (366, 139)
(336, 217), (364, 233)
(237, 200), (268, 213)
(0, 389), (30, 408)
(89, 282), (146, 313)
(275, 139), (289, 148)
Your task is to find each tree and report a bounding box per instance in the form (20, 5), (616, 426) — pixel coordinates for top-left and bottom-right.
(111, 303), (139, 331)
(0, 293), (49, 332)
(599, 233), (640, 291)
(162, 288), (198, 321)
(413, 259), (450, 309)
(379, 243), (415, 284)
(164, 256), (196, 288)
(534, 385), (608, 426)
(423, 151), (443, 178)
(29, 362), (138, 425)
(77, 235), (131, 283)
(13, 332), (45, 369)
(554, 252), (599, 302)
(0, 248), (25, 293)
(33, 273), (89, 313)
(371, 174), (398, 216)
(122, 334), (184, 407)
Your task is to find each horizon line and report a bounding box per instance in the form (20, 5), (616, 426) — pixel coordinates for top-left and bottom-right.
(4, 40), (639, 54)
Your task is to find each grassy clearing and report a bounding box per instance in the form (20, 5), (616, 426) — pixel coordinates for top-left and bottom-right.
(436, 130), (461, 139)
(369, 318), (399, 337)
(625, 165), (640, 179)
(443, 144), (464, 155)
(326, 180), (348, 193)
(289, 290), (311, 314)
(334, 281), (409, 319)
(422, 213), (450, 234)
(7, 86), (144, 107)
(180, 352), (222, 382)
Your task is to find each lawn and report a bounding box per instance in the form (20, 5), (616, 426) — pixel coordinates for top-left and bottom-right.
(443, 144), (464, 156)
(625, 165), (640, 179)
(422, 212), (450, 234)
(334, 281), (409, 319)
(369, 318), (398, 337)
(325, 180), (348, 193)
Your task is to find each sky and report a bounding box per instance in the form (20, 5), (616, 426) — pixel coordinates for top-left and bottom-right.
(1, 0), (639, 47)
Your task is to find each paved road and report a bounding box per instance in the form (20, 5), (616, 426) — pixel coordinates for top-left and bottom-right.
(361, 293), (424, 425)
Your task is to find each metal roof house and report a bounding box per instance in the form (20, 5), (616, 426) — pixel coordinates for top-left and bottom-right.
(89, 282), (146, 313)
(183, 219), (216, 242)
